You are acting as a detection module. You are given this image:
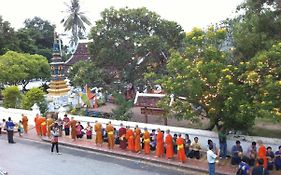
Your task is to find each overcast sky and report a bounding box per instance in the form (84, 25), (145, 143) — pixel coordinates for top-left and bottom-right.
(0, 0), (244, 34)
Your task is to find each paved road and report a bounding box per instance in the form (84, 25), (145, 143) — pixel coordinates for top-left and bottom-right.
(0, 137), (205, 175)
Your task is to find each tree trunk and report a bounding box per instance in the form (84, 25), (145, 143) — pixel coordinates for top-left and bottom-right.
(205, 115), (220, 131)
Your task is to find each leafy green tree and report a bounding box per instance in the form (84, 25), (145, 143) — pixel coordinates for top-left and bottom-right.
(21, 88), (47, 114)
(2, 86), (21, 108)
(0, 16), (18, 55)
(111, 92), (133, 121)
(61, 0), (91, 46)
(0, 51), (50, 90)
(68, 60), (106, 88)
(88, 7), (184, 87)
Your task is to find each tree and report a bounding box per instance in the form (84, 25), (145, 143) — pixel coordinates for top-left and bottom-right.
(0, 16), (18, 55)
(21, 88), (48, 114)
(61, 0), (91, 47)
(111, 92), (133, 121)
(0, 51), (50, 90)
(88, 7), (184, 88)
(157, 27), (258, 131)
(2, 86), (21, 108)
(68, 60), (106, 88)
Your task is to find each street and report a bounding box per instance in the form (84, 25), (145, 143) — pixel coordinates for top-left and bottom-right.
(0, 136), (204, 175)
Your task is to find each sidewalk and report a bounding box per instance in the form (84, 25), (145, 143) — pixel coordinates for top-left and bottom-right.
(9, 127), (280, 175)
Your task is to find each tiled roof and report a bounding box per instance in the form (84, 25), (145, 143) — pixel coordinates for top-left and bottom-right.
(65, 43), (91, 66)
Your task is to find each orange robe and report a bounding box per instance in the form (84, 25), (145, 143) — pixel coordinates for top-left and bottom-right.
(46, 118), (54, 138)
(258, 145), (267, 168)
(134, 128), (141, 153)
(126, 129), (135, 152)
(176, 137), (186, 162)
(22, 115), (28, 133)
(165, 134), (174, 159)
(34, 116), (40, 135)
(94, 122), (103, 145)
(69, 119), (77, 140)
(36, 116), (45, 136)
(143, 131), (150, 155)
(106, 124), (114, 149)
(156, 131), (164, 157)
(39, 117), (47, 136)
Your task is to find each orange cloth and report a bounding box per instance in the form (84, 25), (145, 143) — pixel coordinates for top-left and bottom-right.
(176, 137), (186, 162)
(165, 134), (174, 159)
(143, 131), (150, 154)
(46, 118), (54, 137)
(34, 115), (40, 135)
(69, 119), (77, 140)
(36, 116), (45, 136)
(94, 122), (103, 145)
(156, 131), (164, 157)
(22, 115), (28, 133)
(126, 128), (135, 152)
(41, 121), (47, 136)
(134, 128), (141, 152)
(258, 145), (267, 168)
(106, 124), (114, 149)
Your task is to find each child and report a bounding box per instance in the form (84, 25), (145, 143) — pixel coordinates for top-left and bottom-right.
(18, 120), (23, 137)
(86, 122), (92, 139)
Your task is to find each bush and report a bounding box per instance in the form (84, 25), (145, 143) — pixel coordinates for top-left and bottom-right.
(111, 92), (133, 121)
(2, 86), (21, 108)
(21, 88), (47, 114)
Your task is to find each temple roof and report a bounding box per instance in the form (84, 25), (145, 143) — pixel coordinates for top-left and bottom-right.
(65, 42), (91, 66)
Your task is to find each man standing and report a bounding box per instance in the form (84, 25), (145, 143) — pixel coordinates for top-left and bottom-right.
(34, 114), (40, 136)
(134, 125), (141, 153)
(126, 126), (134, 152)
(94, 121), (103, 146)
(176, 134), (186, 163)
(106, 121), (114, 149)
(46, 115), (54, 138)
(21, 114), (28, 134)
(118, 123), (126, 150)
(63, 114), (70, 136)
(143, 128), (150, 155)
(165, 129), (174, 159)
(218, 126), (227, 159)
(69, 117), (77, 141)
(156, 128), (164, 157)
(6, 117), (15, 143)
(207, 144), (217, 175)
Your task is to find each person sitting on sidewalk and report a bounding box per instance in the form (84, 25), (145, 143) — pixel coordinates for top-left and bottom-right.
(85, 122), (93, 139)
(189, 137), (201, 159)
(266, 146), (275, 170)
(184, 134), (191, 158)
(275, 145), (281, 170)
(231, 140), (243, 165)
(252, 159), (269, 175)
(237, 156), (250, 175)
(76, 122), (84, 139)
(246, 141), (257, 166)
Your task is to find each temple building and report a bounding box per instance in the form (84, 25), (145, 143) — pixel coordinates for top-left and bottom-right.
(47, 33), (70, 96)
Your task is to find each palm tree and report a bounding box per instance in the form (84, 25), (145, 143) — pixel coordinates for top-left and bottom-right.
(61, 0), (91, 47)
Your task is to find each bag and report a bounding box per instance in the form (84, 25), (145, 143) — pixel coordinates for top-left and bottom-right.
(236, 168), (243, 175)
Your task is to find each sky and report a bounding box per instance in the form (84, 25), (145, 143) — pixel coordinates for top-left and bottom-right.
(0, 0), (245, 36)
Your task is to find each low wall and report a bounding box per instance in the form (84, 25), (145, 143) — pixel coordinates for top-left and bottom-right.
(1, 107), (280, 153)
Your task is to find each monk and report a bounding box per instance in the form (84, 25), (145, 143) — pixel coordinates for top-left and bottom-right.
(118, 123), (127, 150)
(21, 114), (28, 134)
(69, 117), (77, 140)
(94, 121), (103, 146)
(106, 121), (114, 149)
(156, 128), (164, 157)
(126, 126), (135, 152)
(176, 134), (186, 163)
(46, 115), (54, 138)
(143, 127), (150, 155)
(134, 125), (141, 153)
(257, 140), (267, 168)
(165, 129), (174, 159)
(34, 114), (40, 135)
(39, 117), (47, 136)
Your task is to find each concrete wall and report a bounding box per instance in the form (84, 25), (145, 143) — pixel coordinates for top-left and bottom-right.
(1, 107), (280, 153)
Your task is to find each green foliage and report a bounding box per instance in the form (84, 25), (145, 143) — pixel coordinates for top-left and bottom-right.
(2, 86), (21, 108)
(0, 51), (50, 89)
(68, 60), (106, 88)
(88, 7), (184, 86)
(111, 93), (133, 121)
(0, 16), (18, 55)
(21, 88), (47, 114)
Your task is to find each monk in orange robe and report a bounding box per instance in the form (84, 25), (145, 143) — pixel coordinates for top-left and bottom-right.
(21, 114), (28, 134)
(106, 121), (114, 149)
(156, 128), (164, 157)
(165, 129), (174, 159)
(46, 115), (54, 138)
(69, 117), (77, 140)
(134, 125), (141, 153)
(257, 140), (267, 168)
(34, 114), (40, 135)
(94, 121), (103, 146)
(143, 128), (150, 155)
(126, 126), (135, 152)
(40, 118), (47, 137)
(176, 134), (186, 163)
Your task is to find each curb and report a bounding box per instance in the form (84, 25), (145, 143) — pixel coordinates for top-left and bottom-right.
(42, 138), (232, 175)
